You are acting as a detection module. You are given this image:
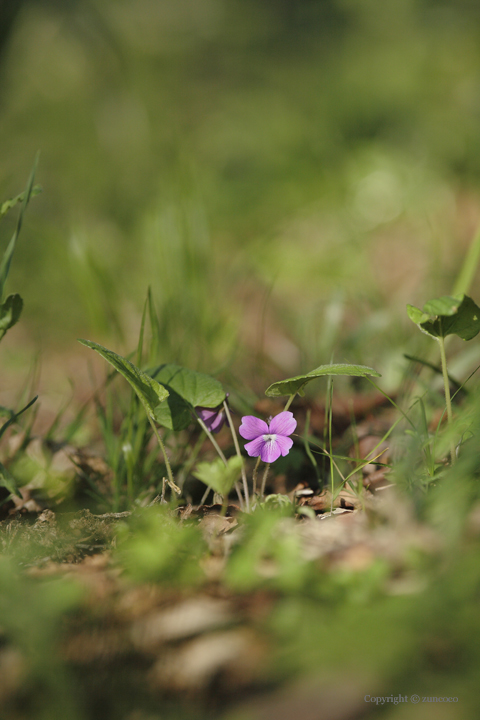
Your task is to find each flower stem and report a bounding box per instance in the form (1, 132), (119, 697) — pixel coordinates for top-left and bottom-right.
(196, 412), (244, 510)
(200, 485), (211, 505)
(196, 416), (228, 464)
(283, 394), (295, 411)
(252, 456), (261, 495)
(220, 494), (229, 517)
(438, 334), (456, 464)
(148, 417), (180, 495)
(327, 376), (335, 513)
(223, 400), (250, 512)
(260, 463), (271, 500)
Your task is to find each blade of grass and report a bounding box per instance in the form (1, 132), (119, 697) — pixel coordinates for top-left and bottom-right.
(0, 395), (38, 442)
(403, 354), (464, 394)
(303, 409), (321, 486)
(0, 154), (39, 300)
(452, 221), (480, 296)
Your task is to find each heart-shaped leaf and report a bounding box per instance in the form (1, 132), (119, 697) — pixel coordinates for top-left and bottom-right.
(148, 364), (225, 431)
(148, 364), (225, 407)
(0, 294), (23, 341)
(407, 294), (480, 340)
(153, 390), (193, 431)
(265, 363), (381, 398)
(193, 456), (243, 497)
(78, 339), (169, 420)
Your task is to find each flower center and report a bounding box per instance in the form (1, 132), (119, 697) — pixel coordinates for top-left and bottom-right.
(262, 434), (277, 443)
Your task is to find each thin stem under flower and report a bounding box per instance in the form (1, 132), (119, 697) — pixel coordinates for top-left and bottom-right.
(196, 415), (228, 464)
(260, 463), (270, 500)
(196, 412), (244, 509)
(438, 333), (456, 464)
(327, 376), (334, 513)
(200, 485), (211, 506)
(223, 400), (250, 512)
(252, 456), (261, 495)
(148, 417), (180, 496)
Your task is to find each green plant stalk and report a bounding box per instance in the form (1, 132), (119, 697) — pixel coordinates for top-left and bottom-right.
(328, 377), (334, 513)
(437, 334), (456, 464)
(252, 456), (261, 496)
(453, 221), (480, 296)
(260, 463), (270, 500)
(196, 414), (244, 509)
(283, 393), (295, 411)
(223, 400), (250, 512)
(125, 445), (134, 503)
(220, 493), (229, 517)
(303, 409), (321, 485)
(196, 415), (228, 464)
(147, 416), (177, 490)
(199, 485), (212, 505)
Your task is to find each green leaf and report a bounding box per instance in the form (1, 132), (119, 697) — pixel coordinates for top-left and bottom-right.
(407, 294), (480, 340)
(78, 339), (169, 420)
(148, 363), (225, 407)
(0, 294), (23, 341)
(265, 363), (381, 398)
(153, 390), (193, 431)
(0, 461), (21, 498)
(0, 155), (39, 300)
(193, 456), (243, 497)
(147, 363), (225, 431)
(406, 304), (426, 326)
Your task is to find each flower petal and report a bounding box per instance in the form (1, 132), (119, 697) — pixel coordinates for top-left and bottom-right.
(260, 438), (282, 463)
(244, 436), (266, 458)
(275, 435), (293, 456)
(239, 415), (269, 440)
(268, 411), (297, 437)
(196, 407), (225, 433)
(208, 412), (225, 433)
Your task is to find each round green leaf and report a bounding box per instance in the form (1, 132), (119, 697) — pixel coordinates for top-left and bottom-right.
(148, 364), (225, 408)
(193, 456), (243, 496)
(153, 390), (193, 431)
(265, 363), (381, 398)
(407, 294), (480, 340)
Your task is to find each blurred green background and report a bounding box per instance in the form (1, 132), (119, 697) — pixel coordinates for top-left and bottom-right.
(1, 0), (480, 387)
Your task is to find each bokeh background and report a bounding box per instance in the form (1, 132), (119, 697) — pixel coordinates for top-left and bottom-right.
(2, 0), (480, 403)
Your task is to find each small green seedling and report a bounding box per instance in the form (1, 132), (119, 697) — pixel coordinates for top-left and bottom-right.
(407, 293), (480, 463)
(193, 456), (243, 514)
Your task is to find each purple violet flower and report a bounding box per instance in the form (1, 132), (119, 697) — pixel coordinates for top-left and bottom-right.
(195, 396), (228, 434)
(239, 411), (297, 463)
